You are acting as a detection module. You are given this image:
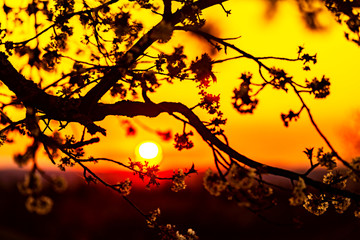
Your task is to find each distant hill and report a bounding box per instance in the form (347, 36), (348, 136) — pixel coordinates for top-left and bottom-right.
(1, 169), (360, 240)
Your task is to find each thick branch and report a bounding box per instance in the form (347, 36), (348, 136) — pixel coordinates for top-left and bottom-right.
(91, 100), (360, 201)
(0, 53), (105, 135)
(163, 0), (172, 19)
(0, 53), (61, 114)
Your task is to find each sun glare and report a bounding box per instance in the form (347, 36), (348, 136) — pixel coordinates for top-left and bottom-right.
(135, 141), (162, 166)
(139, 142), (158, 159)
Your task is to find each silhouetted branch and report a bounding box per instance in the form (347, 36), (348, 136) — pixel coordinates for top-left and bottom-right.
(81, 0), (227, 108)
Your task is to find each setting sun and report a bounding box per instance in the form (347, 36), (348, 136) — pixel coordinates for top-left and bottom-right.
(135, 141), (163, 166)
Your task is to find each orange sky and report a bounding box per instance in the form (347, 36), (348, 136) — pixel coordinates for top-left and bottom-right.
(1, 0), (360, 173)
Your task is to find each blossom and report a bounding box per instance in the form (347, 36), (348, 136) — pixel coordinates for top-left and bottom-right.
(349, 157), (360, 182)
(202, 93), (220, 104)
(199, 91), (221, 114)
(17, 173), (42, 195)
(203, 168), (227, 196)
(129, 159), (144, 171)
(115, 178), (132, 196)
(226, 164), (256, 190)
(269, 67), (292, 91)
(305, 75), (330, 99)
(174, 131), (194, 151)
(25, 195), (53, 215)
(316, 147), (336, 170)
(171, 169), (187, 192)
(303, 193), (329, 216)
(176, 231), (186, 240)
(232, 73), (259, 114)
(146, 208), (161, 228)
(52, 176), (67, 193)
(354, 210), (360, 218)
(187, 228), (196, 236)
(190, 53), (216, 88)
(331, 196), (351, 214)
(289, 177), (306, 206)
(323, 171), (347, 189)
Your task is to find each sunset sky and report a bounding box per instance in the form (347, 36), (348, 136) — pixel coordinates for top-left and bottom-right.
(1, 0), (360, 173)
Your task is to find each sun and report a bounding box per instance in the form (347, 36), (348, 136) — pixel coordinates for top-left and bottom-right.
(135, 141), (163, 166)
(139, 142), (158, 159)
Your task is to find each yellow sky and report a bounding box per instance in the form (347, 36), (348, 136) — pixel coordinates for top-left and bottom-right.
(1, 0), (360, 173)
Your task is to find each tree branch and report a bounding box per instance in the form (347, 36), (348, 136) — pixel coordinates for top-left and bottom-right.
(90, 100), (360, 200)
(81, 0), (227, 109)
(0, 52), (105, 135)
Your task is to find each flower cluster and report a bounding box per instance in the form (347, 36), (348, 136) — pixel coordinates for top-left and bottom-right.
(173, 227), (198, 240)
(146, 208), (161, 228)
(156, 224), (199, 240)
(190, 53), (216, 88)
(58, 156), (75, 171)
(25, 196), (53, 215)
(171, 169), (187, 192)
(232, 73), (259, 114)
(174, 131), (194, 151)
(349, 157), (360, 182)
(162, 46), (188, 79)
(54, 0), (75, 16)
(289, 177), (307, 206)
(208, 116), (227, 135)
(303, 190), (351, 215)
(146, 208), (199, 239)
(203, 165), (273, 208)
(269, 68), (292, 91)
(321, 171), (352, 214)
(132, 71), (160, 93)
(42, 47), (61, 68)
(144, 165), (161, 188)
(355, 209), (360, 218)
(110, 83), (128, 99)
(227, 164), (256, 190)
(322, 171), (347, 189)
(115, 178), (132, 196)
(305, 76), (330, 99)
(331, 195), (351, 214)
(111, 11), (143, 47)
(129, 159), (145, 171)
(316, 147), (336, 170)
(227, 164), (273, 207)
(0, 133), (8, 146)
(303, 193), (329, 216)
(128, 159), (160, 188)
(17, 172), (60, 215)
(18, 172), (42, 195)
(68, 63), (91, 88)
(199, 91), (220, 115)
(203, 168), (227, 196)
(297, 46), (317, 70)
(300, 52), (317, 65)
(281, 110), (300, 127)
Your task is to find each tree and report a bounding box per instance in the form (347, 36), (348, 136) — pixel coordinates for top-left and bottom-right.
(1, 0), (360, 238)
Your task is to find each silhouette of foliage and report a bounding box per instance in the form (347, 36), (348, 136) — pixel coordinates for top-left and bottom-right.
(1, 0), (360, 239)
